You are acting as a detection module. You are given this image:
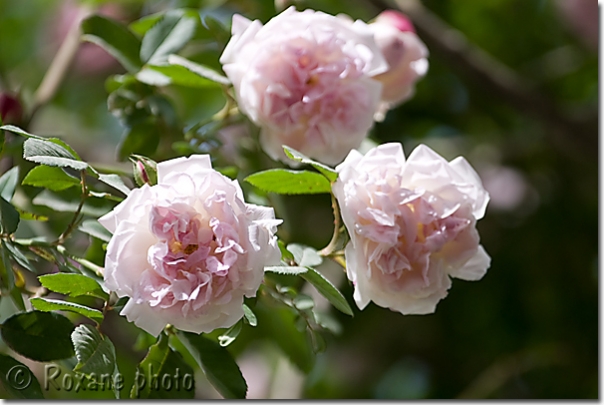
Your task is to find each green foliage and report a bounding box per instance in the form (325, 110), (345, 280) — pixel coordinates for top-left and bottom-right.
(178, 332), (247, 399)
(264, 265), (308, 275)
(1, 311), (75, 361)
(95, 173), (131, 196)
(168, 55), (231, 85)
(242, 304), (257, 327)
(245, 169), (332, 195)
(38, 273), (109, 300)
(131, 334), (195, 399)
(0, 354), (44, 399)
(136, 65), (222, 88)
(139, 9), (199, 65)
(218, 320), (243, 347)
(117, 119), (161, 161)
(283, 146), (339, 182)
(22, 166), (80, 192)
(300, 268), (353, 317)
(0, 166), (20, 201)
(23, 138), (87, 171)
(81, 15), (143, 73)
(0, 198), (19, 234)
(72, 324), (117, 376)
(78, 219), (113, 243)
(30, 298), (104, 323)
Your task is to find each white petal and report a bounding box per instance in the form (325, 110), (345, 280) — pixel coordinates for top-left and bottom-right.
(121, 299), (166, 337)
(449, 245), (491, 281)
(157, 154), (212, 184)
(449, 156), (490, 219)
(98, 185), (153, 234)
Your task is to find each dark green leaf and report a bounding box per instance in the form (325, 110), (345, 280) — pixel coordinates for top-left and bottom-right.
(23, 138), (87, 171)
(202, 15), (230, 46)
(71, 324), (116, 375)
(140, 9), (199, 65)
(287, 243), (323, 267)
(218, 320), (242, 347)
(0, 240), (15, 291)
(137, 64), (221, 88)
(97, 173), (130, 195)
(264, 265), (308, 275)
(0, 167), (19, 201)
(0, 354), (44, 399)
(131, 334), (195, 399)
(178, 332), (247, 399)
(0, 197), (19, 234)
(245, 169), (332, 195)
(301, 268), (353, 316)
(22, 165), (80, 192)
(117, 120), (161, 161)
(242, 304), (257, 327)
(168, 55), (230, 85)
(1, 311), (75, 361)
(283, 146), (338, 182)
(78, 219), (112, 243)
(4, 241), (36, 273)
(30, 297), (104, 323)
(0, 125), (81, 159)
(38, 273), (109, 301)
(81, 15), (142, 73)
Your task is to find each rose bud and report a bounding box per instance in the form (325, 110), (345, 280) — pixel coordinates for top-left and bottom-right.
(0, 93), (23, 125)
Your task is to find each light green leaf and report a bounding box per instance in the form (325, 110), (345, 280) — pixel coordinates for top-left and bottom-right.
(78, 219), (112, 243)
(264, 265), (308, 275)
(97, 173), (130, 195)
(30, 297), (104, 323)
(17, 209), (49, 221)
(242, 304), (257, 327)
(301, 268), (353, 316)
(23, 138), (88, 171)
(129, 12), (163, 36)
(0, 167), (20, 201)
(81, 15), (143, 73)
(168, 54), (230, 85)
(22, 165), (80, 192)
(178, 332), (247, 399)
(283, 146), (338, 182)
(131, 334), (195, 399)
(137, 64), (221, 88)
(38, 273), (109, 301)
(287, 243), (323, 267)
(140, 9), (199, 65)
(32, 190), (112, 217)
(293, 294), (315, 311)
(1, 311), (75, 362)
(71, 324), (116, 375)
(218, 320), (242, 347)
(0, 125), (81, 158)
(245, 169), (331, 195)
(0, 354), (44, 399)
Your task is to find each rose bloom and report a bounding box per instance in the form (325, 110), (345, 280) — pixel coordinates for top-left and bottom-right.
(219, 7), (388, 166)
(369, 11), (429, 119)
(333, 143), (490, 314)
(99, 155), (281, 336)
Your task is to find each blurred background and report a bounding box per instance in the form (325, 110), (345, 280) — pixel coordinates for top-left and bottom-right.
(0, 0), (598, 399)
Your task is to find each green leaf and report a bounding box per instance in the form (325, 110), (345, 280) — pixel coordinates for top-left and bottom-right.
(131, 334), (195, 399)
(30, 297), (104, 323)
(0, 197), (19, 234)
(0, 354), (44, 399)
(287, 243), (323, 267)
(4, 240), (36, 273)
(201, 15), (230, 46)
(218, 320), (242, 347)
(0, 166), (20, 201)
(264, 265), (308, 275)
(129, 12), (164, 36)
(32, 189), (112, 217)
(81, 15), (142, 73)
(242, 304), (257, 327)
(0, 240), (15, 291)
(1, 311), (75, 361)
(78, 219), (112, 243)
(97, 173), (130, 195)
(71, 324), (116, 375)
(17, 209), (49, 221)
(137, 64), (221, 88)
(38, 273), (109, 301)
(140, 9), (199, 65)
(22, 165), (80, 192)
(0, 125), (81, 159)
(245, 169), (332, 195)
(301, 267), (353, 316)
(117, 120), (161, 161)
(168, 54), (230, 85)
(23, 138), (88, 171)
(283, 146), (338, 182)
(178, 332), (247, 399)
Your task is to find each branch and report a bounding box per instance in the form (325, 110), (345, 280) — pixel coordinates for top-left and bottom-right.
(366, 0), (597, 159)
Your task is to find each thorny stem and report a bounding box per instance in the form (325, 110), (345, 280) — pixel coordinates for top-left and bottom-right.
(318, 193), (341, 257)
(55, 170), (88, 245)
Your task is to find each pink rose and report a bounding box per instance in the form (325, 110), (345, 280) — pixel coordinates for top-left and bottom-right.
(219, 7), (388, 165)
(99, 155), (281, 336)
(333, 143), (490, 314)
(369, 11), (429, 118)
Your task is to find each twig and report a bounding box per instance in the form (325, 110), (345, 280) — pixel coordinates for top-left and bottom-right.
(55, 170), (88, 245)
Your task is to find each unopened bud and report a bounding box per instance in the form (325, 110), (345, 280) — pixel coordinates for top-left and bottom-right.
(374, 10), (416, 33)
(130, 155), (158, 187)
(0, 93), (23, 125)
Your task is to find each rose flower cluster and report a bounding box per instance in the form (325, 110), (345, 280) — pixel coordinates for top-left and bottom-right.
(100, 7), (489, 336)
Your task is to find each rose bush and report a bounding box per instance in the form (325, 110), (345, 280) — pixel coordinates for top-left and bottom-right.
(99, 155), (281, 336)
(369, 10), (429, 119)
(333, 143), (490, 314)
(219, 7), (388, 165)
